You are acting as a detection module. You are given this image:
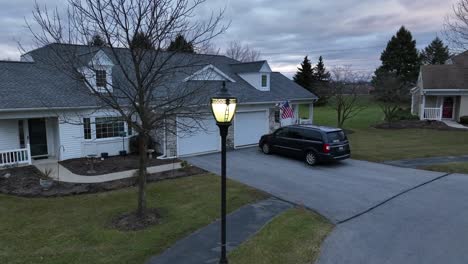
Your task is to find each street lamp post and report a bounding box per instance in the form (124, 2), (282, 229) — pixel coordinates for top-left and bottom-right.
(210, 81), (237, 264)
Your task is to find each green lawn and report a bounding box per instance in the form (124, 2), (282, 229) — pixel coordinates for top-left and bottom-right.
(420, 162), (468, 174)
(0, 174), (268, 264)
(229, 208), (333, 264)
(314, 102), (468, 162)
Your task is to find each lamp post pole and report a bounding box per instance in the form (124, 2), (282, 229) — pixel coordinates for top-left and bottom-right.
(210, 81), (237, 264)
(218, 123), (229, 264)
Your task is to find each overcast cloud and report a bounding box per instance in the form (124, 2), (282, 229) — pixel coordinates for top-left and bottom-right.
(0, 0), (458, 77)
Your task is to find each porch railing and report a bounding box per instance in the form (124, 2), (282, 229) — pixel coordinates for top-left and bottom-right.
(423, 107), (442, 121)
(299, 118), (313, 125)
(0, 144), (32, 168)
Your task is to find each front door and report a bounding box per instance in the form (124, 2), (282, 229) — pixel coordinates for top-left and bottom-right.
(442, 97), (454, 119)
(28, 118), (48, 157)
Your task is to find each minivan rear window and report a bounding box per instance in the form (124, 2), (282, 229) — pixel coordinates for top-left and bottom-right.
(327, 131), (346, 143)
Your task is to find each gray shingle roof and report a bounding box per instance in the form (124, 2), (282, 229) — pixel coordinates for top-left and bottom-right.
(0, 44), (316, 110)
(421, 65), (468, 89)
(230, 61), (267, 73)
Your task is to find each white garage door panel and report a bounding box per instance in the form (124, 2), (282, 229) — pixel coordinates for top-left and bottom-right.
(177, 117), (220, 156)
(235, 111), (267, 147)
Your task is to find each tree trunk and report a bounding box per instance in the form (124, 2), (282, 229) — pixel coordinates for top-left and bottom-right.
(137, 133), (148, 218)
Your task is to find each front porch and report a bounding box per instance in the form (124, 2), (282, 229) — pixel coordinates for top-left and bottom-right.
(0, 117), (59, 168)
(420, 96), (457, 121)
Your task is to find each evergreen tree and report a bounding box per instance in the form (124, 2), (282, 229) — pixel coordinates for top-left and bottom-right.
(373, 26), (421, 85)
(312, 56), (331, 106)
(421, 37), (450, 65)
(130, 31), (154, 50)
(293, 56), (314, 92)
(314, 56), (331, 82)
(89, 34), (107, 47)
(167, 34), (195, 53)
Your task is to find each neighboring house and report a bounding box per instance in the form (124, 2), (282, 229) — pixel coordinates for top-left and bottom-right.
(411, 51), (468, 121)
(0, 44), (317, 167)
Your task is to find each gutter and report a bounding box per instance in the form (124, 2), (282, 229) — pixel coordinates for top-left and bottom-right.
(0, 105), (98, 112)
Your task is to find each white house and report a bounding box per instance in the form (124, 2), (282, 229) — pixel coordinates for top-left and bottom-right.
(0, 44), (317, 167)
(411, 51), (468, 122)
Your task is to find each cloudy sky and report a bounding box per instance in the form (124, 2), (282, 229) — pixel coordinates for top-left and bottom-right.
(0, 0), (458, 77)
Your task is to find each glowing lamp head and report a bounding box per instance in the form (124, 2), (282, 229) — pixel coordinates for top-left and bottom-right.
(210, 82), (237, 124)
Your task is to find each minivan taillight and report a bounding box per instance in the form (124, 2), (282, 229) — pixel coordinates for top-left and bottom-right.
(323, 143), (331, 153)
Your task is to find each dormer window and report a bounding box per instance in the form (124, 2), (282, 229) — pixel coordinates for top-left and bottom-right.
(95, 70), (107, 88)
(261, 74), (268, 87)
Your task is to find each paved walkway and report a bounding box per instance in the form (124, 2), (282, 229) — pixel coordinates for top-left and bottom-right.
(385, 155), (468, 168)
(147, 198), (292, 264)
(442, 120), (468, 129)
(34, 160), (181, 183)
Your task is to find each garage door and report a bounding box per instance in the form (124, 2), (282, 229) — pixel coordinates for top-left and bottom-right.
(177, 116), (220, 156)
(234, 111), (268, 147)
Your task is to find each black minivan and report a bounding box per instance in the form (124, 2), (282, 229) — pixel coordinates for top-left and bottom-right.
(258, 125), (351, 165)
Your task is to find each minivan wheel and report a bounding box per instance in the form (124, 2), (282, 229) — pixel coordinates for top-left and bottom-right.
(262, 143), (271, 154)
(305, 152), (317, 166)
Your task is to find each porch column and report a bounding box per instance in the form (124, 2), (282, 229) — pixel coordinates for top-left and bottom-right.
(420, 95), (425, 120)
(26, 143), (32, 165)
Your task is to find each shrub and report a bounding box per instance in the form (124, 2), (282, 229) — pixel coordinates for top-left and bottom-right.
(387, 108), (419, 121)
(129, 135), (157, 154)
(460, 116), (468, 125)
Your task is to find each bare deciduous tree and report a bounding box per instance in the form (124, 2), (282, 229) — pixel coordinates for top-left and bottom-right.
(444, 0), (468, 50)
(25, 0), (227, 219)
(224, 40), (261, 62)
(329, 66), (368, 128)
(373, 72), (408, 125)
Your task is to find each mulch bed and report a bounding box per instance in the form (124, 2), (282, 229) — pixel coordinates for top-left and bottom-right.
(60, 154), (180, 176)
(0, 165), (206, 198)
(374, 120), (467, 131)
(110, 208), (161, 231)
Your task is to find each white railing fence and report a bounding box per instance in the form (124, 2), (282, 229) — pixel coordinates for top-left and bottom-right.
(423, 107), (442, 121)
(0, 144), (32, 168)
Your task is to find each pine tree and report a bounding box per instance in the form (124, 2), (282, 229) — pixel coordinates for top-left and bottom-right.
(373, 26), (421, 85)
(130, 31), (154, 50)
(312, 56), (331, 105)
(167, 34), (195, 53)
(293, 56), (314, 92)
(89, 34), (107, 47)
(314, 56), (331, 82)
(421, 37), (450, 65)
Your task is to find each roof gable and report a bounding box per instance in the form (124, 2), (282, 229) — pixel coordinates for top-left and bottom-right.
(183, 64), (235, 82)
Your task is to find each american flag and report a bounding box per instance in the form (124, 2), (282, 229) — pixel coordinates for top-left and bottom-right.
(280, 101), (294, 119)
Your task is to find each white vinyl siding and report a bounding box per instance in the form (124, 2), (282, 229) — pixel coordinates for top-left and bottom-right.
(0, 120), (20, 150)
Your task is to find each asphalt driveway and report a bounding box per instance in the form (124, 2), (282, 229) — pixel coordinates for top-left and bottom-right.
(185, 147), (468, 264)
(185, 147), (445, 223)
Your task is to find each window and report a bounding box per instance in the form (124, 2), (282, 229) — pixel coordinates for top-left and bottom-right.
(326, 131), (346, 143)
(95, 117), (125, 139)
(18, 120), (25, 148)
(83, 118), (91, 140)
(274, 109), (280, 123)
(95, 70), (107, 88)
(275, 128), (288, 137)
(303, 130), (322, 141)
(127, 122), (133, 136)
(261, 74), (267, 87)
(288, 129), (303, 140)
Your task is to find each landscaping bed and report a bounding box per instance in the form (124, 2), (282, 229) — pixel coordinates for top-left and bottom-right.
(374, 120), (463, 130)
(0, 165), (205, 197)
(60, 154), (179, 176)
